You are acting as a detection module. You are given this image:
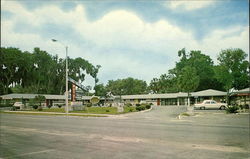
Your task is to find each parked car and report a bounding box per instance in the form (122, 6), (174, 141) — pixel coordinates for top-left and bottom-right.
(13, 102), (24, 109)
(194, 100), (227, 110)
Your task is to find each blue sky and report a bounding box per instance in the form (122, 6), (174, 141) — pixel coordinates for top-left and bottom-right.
(1, 0), (249, 90)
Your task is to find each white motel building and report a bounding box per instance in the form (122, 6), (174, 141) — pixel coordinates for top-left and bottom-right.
(1, 88), (249, 107)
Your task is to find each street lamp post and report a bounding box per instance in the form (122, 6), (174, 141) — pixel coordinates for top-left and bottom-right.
(52, 39), (69, 116)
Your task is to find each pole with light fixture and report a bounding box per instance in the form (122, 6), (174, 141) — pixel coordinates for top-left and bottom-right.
(52, 39), (69, 116)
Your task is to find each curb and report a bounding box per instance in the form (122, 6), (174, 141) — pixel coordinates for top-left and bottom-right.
(2, 111), (113, 117)
(118, 106), (154, 116)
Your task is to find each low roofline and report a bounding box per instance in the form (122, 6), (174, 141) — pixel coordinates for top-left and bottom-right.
(0, 89), (228, 100)
(0, 93), (65, 100)
(230, 87), (250, 96)
(82, 89), (227, 100)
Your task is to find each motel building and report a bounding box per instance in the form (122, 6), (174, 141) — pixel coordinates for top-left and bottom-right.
(0, 94), (65, 107)
(0, 88), (249, 108)
(230, 88), (250, 106)
(116, 89), (228, 106)
(82, 89), (229, 106)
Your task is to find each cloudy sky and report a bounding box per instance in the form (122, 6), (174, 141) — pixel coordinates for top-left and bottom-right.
(1, 0), (249, 88)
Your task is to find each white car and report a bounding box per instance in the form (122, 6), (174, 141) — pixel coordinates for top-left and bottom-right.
(194, 100), (227, 110)
(13, 102), (24, 109)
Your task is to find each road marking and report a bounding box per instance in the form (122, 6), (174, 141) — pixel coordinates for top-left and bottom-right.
(4, 149), (55, 159)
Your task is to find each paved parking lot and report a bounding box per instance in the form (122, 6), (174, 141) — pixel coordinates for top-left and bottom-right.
(0, 106), (249, 159)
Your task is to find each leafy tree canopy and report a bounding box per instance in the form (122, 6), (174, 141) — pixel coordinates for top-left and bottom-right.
(177, 66), (200, 93)
(106, 77), (148, 95)
(0, 47), (100, 95)
(217, 48), (249, 90)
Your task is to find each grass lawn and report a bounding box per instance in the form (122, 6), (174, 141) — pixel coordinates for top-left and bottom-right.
(71, 106), (139, 114)
(1, 111), (107, 117)
(14, 106), (140, 114)
(42, 108), (65, 113)
(71, 107), (118, 114)
(123, 106), (137, 113)
(27, 108), (66, 113)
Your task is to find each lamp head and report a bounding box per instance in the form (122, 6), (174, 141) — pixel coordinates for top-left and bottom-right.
(52, 39), (57, 42)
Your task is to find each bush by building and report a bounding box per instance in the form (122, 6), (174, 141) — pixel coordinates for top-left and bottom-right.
(226, 105), (239, 113)
(125, 103), (132, 107)
(32, 105), (38, 109)
(136, 103), (151, 111)
(86, 103), (92, 107)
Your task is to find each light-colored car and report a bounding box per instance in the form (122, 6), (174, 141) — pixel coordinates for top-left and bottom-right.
(194, 100), (227, 110)
(13, 102), (24, 109)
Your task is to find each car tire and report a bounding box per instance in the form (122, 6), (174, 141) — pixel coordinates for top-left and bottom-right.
(220, 106), (226, 110)
(200, 107), (205, 110)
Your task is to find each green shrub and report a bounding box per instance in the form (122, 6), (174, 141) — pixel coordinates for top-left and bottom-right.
(56, 104), (63, 108)
(10, 107), (16, 111)
(141, 105), (146, 110)
(136, 105), (146, 111)
(239, 104), (249, 109)
(38, 106), (43, 111)
(0, 104), (13, 107)
(47, 105), (52, 109)
(125, 103), (132, 107)
(226, 105), (239, 113)
(86, 103), (92, 107)
(239, 105), (244, 109)
(123, 106), (136, 113)
(145, 104), (151, 109)
(135, 103), (140, 107)
(140, 103), (150, 110)
(136, 106), (141, 111)
(244, 104), (249, 109)
(32, 105), (38, 109)
(106, 109), (110, 112)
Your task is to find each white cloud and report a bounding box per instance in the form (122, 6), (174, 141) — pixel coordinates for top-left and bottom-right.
(166, 0), (215, 11)
(197, 26), (249, 62)
(1, 1), (249, 87)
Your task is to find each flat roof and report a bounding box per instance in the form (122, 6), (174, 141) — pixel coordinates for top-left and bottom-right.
(122, 92), (188, 99)
(235, 88), (250, 93)
(0, 89), (228, 100)
(191, 89), (227, 97)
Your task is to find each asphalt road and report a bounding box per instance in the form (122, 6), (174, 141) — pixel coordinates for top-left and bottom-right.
(0, 106), (249, 159)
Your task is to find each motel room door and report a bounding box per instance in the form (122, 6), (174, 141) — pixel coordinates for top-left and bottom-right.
(157, 99), (160, 106)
